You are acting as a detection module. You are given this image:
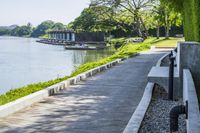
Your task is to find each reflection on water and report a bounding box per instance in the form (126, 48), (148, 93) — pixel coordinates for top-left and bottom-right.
(0, 36), (115, 94)
(72, 49), (113, 69)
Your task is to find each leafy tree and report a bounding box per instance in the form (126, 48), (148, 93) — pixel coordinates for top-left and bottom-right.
(0, 28), (10, 36)
(90, 0), (157, 39)
(52, 23), (66, 30)
(70, 5), (137, 37)
(10, 26), (20, 36)
(69, 7), (99, 32)
(31, 20), (55, 37)
(17, 25), (32, 36)
(92, 6), (135, 34)
(27, 22), (33, 28)
(152, 2), (182, 38)
(9, 23), (32, 37)
(160, 0), (183, 12)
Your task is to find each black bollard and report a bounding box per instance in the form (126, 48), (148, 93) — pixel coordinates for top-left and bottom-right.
(169, 51), (173, 57)
(168, 56), (175, 100)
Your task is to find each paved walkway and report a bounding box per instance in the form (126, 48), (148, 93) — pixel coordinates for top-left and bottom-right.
(0, 51), (165, 133)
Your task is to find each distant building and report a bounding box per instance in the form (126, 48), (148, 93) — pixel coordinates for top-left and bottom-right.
(75, 32), (105, 42)
(48, 30), (75, 42)
(48, 30), (105, 44)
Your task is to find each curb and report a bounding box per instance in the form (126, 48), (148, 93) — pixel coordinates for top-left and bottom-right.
(183, 69), (200, 133)
(123, 52), (169, 133)
(123, 83), (154, 133)
(156, 52), (170, 67)
(0, 58), (123, 118)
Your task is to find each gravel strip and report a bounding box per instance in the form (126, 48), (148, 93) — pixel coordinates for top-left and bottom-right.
(139, 85), (186, 133)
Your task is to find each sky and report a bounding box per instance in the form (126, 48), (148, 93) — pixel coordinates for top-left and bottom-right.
(0, 0), (90, 26)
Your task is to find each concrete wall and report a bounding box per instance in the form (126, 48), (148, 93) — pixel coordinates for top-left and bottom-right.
(183, 69), (200, 133)
(178, 42), (200, 103)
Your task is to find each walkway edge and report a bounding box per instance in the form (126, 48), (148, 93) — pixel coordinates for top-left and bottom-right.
(0, 58), (125, 118)
(123, 52), (169, 133)
(123, 82), (154, 133)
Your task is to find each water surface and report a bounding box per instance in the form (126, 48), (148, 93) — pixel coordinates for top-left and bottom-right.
(0, 36), (114, 94)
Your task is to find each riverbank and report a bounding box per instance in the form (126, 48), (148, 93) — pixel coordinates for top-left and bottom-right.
(0, 37), (180, 106)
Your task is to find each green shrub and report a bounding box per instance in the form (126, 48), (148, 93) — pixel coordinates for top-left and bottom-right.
(108, 38), (127, 49)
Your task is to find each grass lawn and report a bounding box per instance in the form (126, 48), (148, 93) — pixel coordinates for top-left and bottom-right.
(154, 37), (184, 48)
(0, 37), (184, 105)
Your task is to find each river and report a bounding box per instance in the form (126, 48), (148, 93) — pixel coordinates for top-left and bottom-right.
(0, 36), (115, 94)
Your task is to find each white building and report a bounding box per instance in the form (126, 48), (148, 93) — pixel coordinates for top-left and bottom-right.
(48, 30), (75, 42)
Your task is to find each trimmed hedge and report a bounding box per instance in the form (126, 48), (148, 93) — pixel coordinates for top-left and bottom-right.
(162, 0), (200, 42)
(183, 0), (200, 42)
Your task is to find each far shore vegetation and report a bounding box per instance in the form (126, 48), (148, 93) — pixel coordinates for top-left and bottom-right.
(0, 37), (182, 105)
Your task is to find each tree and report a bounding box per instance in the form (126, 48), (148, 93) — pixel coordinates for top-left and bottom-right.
(0, 27), (11, 36)
(69, 6), (116, 32)
(9, 23), (32, 37)
(69, 7), (97, 32)
(17, 25), (32, 36)
(31, 20), (55, 37)
(69, 6), (136, 37)
(0, 28), (9, 36)
(10, 26), (19, 36)
(90, 0), (156, 39)
(27, 22), (33, 28)
(52, 23), (66, 30)
(91, 5), (135, 34)
(152, 2), (182, 39)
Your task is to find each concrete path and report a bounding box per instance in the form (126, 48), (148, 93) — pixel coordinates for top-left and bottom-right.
(0, 51), (165, 133)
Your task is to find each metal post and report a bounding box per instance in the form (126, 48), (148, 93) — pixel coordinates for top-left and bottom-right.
(168, 55), (175, 100)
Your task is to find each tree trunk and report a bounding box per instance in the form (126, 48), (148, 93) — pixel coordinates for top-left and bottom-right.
(136, 17), (142, 37)
(164, 14), (169, 39)
(139, 17), (148, 39)
(157, 25), (160, 39)
(165, 25), (169, 39)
